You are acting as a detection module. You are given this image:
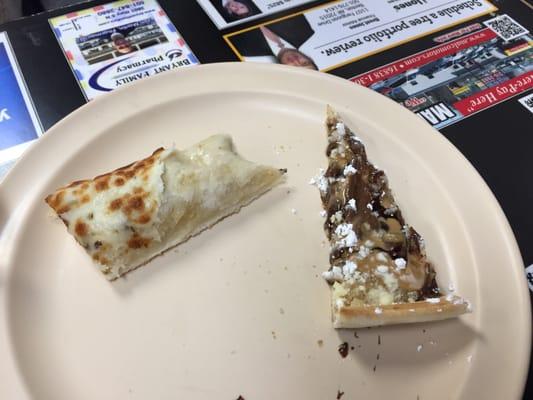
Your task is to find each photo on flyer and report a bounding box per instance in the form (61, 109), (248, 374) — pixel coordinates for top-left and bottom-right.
(49, 0), (199, 100)
(224, 0), (498, 72)
(196, 0), (315, 29)
(76, 17), (169, 65)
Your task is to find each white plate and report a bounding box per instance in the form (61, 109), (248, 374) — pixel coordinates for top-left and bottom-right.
(0, 63), (530, 399)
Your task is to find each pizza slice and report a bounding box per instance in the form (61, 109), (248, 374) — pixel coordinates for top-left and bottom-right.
(314, 107), (470, 328)
(45, 134), (285, 280)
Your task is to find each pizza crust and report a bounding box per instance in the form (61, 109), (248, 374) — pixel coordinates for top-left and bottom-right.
(333, 296), (470, 328)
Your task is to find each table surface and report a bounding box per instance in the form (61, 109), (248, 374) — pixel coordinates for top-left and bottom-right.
(1, 0), (532, 398)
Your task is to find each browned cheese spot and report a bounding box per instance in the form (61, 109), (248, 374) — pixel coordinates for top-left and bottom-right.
(137, 214), (151, 224)
(111, 149), (162, 182)
(114, 177), (125, 186)
(133, 162), (145, 171)
(115, 169), (135, 179)
(44, 194), (54, 206)
(66, 180), (89, 189)
(127, 195), (144, 211)
(57, 205), (71, 214)
(152, 148), (164, 156)
(109, 198), (123, 211)
(95, 177), (110, 192)
(75, 220), (88, 236)
(128, 233), (151, 249)
(45, 191), (64, 210)
(92, 252), (110, 265)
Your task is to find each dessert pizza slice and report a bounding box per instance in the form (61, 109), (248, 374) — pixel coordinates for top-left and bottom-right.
(45, 134), (285, 280)
(315, 107), (470, 328)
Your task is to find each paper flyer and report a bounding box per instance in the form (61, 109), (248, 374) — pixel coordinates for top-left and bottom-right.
(196, 0), (315, 29)
(49, 0), (199, 100)
(0, 31), (43, 172)
(225, 0), (497, 71)
(352, 22), (533, 128)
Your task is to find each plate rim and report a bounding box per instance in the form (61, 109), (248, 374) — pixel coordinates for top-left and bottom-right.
(0, 62), (530, 399)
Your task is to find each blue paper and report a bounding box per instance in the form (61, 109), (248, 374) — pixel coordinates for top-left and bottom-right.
(0, 32), (41, 171)
(0, 41), (39, 150)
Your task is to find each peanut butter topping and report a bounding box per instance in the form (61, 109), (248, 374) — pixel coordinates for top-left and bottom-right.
(316, 112), (439, 307)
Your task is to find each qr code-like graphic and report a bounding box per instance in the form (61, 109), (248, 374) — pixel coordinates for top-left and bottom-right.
(484, 15), (529, 41)
(525, 264), (533, 292)
(518, 93), (533, 115)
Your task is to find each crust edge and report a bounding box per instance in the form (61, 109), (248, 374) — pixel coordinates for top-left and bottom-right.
(333, 296), (470, 328)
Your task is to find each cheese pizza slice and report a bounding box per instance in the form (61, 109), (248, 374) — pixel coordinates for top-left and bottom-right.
(45, 135), (285, 280)
(315, 107), (470, 328)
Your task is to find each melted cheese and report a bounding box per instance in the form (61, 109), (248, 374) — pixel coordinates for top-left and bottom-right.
(46, 135), (284, 279)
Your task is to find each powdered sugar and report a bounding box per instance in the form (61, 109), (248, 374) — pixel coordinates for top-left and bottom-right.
(426, 298), (441, 304)
(357, 245), (370, 259)
(309, 169), (328, 193)
(330, 210), (343, 224)
(346, 198), (356, 210)
(322, 266), (344, 282)
(394, 258), (406, 270)
(334, 223), (357, 248)
(376, 265), (389, 274)
(342, 260), (358, 276)
(343, 165), (357, 177)
(336, 122), (346, 137)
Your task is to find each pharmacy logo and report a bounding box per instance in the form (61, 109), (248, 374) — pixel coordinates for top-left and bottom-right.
(165, 49), (182, 60)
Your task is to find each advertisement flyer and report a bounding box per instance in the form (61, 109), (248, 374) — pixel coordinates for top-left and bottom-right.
(0, 31), (42, 173)
(49, 0), (199, 100)
(225, 0), (497, 71)
(197, 0), (315, 30)
(352, 20), (532, 128)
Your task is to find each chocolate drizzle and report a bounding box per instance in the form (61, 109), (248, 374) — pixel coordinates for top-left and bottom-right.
(321, 109), (440, 304)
